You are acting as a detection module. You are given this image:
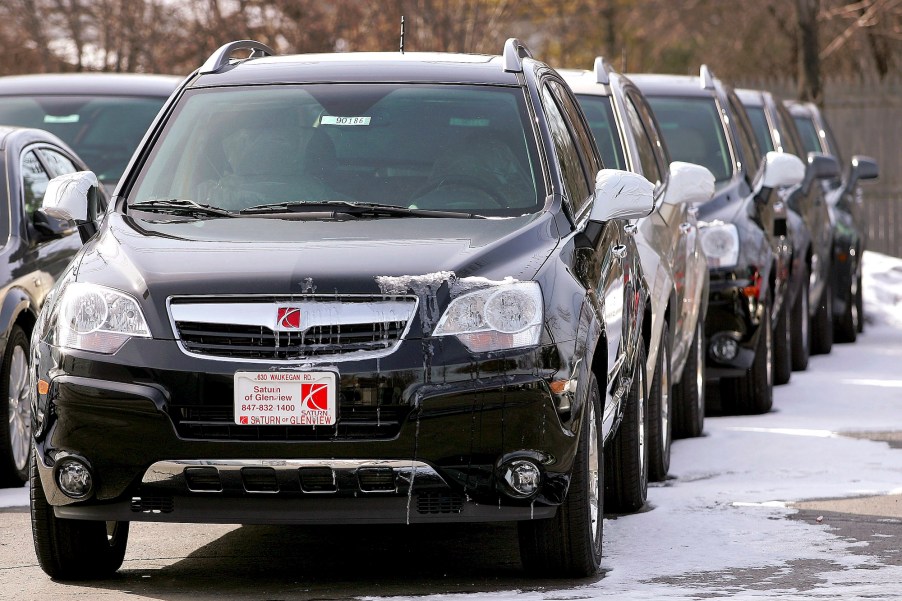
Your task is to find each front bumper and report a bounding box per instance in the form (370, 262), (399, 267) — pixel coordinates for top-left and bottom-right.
(33, 336), (577, 524)
(704, 269), (766, 379)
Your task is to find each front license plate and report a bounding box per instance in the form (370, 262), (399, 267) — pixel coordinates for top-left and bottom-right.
(234, 371), (337, 426)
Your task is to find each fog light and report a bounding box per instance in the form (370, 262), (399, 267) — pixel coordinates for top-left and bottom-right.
(710, 335), (739, 362)
(56, 457), (93, 499)
(500, 459), (542, 499)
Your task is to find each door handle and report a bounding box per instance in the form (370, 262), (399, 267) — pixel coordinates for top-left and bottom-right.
(612, 244), (628, 260)
(623, 223), (638, 236)
(679, 222), (692, 235)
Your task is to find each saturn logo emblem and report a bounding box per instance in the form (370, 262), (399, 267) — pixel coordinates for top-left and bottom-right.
(277, 307), (302, 329)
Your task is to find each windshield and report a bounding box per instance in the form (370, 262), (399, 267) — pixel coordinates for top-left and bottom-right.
(130, 84), (543, 217)
(574, 94), (626, 170)
(647, 96), (733, 183)
(793, 116), (822, 155)
(0, 95), (167, 187)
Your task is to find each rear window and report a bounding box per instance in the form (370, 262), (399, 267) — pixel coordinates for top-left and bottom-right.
(131, 84), (542, 217)
(646, 96), (732, 183)
(0, 95), (167, 186)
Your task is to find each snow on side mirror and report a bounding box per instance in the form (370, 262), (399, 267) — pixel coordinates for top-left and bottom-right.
(662, 161), (715, 205)
(42, 171), (100, 223)
(760, 151), (805, 191)
(589, 169), (655, 223)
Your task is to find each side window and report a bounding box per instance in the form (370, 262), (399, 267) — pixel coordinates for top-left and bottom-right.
(774, 105), (803, 158)
(542, 85), (591, 214)
(547, 80), (601, 178)
(624, 94), (663, 185)
(726, 91), (762, 180)
(39, 148), (78, 177)
(22, 151), (51, 216)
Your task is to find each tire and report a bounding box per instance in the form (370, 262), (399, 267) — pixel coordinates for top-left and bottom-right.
(790, 273), (810, 371)
(731, 303), (773, 415)
(603, 343), (648, 513)
(856, 273), (864, 334)
(518, 372), (603, 578)
(773, 301), (792, 385)
(0, 326), (32, 487)
(811, 278), (833, 355)
(647, 324), (671, 482)
(673, 319), (705, 439)
(30, 454), (129, 579)
(834, 270), (859, 343)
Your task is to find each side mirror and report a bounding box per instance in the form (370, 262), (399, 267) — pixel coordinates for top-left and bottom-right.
(42, 171), (102, 243)
(662, 161), (715, 205)
(808, 152), (840, 181)
(847, 155), (879, 191)
(589, 169), (655, 222)
(33, 207), (77, 239)
(760, 151), (805, 191)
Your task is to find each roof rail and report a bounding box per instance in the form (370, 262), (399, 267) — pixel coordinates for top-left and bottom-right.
(593, 56), (611, 85)
(699, 64), (715, 90)
(199, 40), (276, 75)
(502, 38), (533, 73)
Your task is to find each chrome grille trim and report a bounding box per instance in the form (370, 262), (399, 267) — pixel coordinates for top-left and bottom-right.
(166, 294), (418, 363)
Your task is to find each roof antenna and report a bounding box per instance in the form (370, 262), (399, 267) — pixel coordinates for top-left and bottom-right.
(400, 15), (405, 54)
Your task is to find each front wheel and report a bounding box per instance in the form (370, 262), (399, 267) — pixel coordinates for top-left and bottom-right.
(834, 270), (859, 343)
(729, 302), (773, 415)
(518, 372), (603, 577)
(773, 301), (792, 385)
(791, 272), (810, 371)
(0, 325), (32, 486)
(673, 319), (705, 439)
(31, 454), (129, 579)
(811, 278), (834, 354)
(603, 343), (648, 513)
(647, 324), (672, 482)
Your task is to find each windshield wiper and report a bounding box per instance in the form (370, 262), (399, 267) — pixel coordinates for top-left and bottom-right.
(238, 200), (485, 219)
(129, 199), (236, 218)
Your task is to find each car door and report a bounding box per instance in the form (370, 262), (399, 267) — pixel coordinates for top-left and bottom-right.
(542, 78), (642, 439)
(19, 146), (83, 307)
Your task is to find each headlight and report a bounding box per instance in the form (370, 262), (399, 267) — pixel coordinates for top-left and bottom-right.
(699, 222), (740, 269)
(56, 282), (151, 353)
(434, 282), (543, 352)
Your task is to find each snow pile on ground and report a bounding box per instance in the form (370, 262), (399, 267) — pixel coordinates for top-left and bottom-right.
(863, 249), (902, 328)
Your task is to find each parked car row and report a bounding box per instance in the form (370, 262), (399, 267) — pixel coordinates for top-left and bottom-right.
(0, 39), (877, 580)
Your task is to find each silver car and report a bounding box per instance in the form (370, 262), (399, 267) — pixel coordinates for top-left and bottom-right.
(562, 59), (713, 489)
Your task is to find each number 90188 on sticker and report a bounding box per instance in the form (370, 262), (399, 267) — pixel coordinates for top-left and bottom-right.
(234, 371), (337, 426)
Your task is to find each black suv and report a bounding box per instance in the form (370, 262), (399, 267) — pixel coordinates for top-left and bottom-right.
(30, 40), (655, 579)
(786, 101), (879, 342)
(737, 89), (840, 373)
(0, 73), (180, 193)
(0, 127), (89, 486)
(631, 68), (804, 414)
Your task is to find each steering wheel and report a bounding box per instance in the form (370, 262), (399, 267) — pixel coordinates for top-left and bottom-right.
(413, 175), (508, 209)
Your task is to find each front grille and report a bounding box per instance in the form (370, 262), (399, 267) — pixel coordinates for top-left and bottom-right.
(169, 295), (416, 360)
(177, 321), (407, 359)
(417, 492), (464, 514)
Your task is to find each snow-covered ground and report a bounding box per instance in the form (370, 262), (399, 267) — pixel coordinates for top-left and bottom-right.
(5, 251), (902, 599)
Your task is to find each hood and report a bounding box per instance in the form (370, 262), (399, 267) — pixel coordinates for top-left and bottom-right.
(78, 212), (561, 303)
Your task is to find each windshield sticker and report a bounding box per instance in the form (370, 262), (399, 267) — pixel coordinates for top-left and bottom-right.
(320, 116), (371, 126)
(44, 114), (80, 124)
(449, 118), (489, 127)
